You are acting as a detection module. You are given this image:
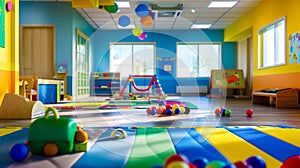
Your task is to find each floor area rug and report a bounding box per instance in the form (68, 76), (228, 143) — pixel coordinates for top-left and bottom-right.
(1, 126), (300, 167)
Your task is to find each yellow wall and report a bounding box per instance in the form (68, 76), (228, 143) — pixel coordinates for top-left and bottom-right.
(0, 0), (19, 103)
(225, 0), (300, 89)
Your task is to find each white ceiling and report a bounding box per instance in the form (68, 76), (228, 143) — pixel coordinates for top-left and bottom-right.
(20, 0), (262, 30)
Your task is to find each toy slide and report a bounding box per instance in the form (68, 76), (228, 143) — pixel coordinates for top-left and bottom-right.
(0, 93), (45, 119)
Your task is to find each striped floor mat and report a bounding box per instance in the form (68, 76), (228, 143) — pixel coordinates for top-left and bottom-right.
(1, 126), (299, 167)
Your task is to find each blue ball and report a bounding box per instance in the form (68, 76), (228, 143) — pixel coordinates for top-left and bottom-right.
(118, 15), (130, 27)
(150, 109), (156, 115)
(192, 157), (209, 168)
(174, 108), (181, 114)
(135, 4), (149, 17)
(166, 109), (172, 115)
(245, 156), (266, 168)
(158, 100), (166, 106)
(10, 143), (29, 161)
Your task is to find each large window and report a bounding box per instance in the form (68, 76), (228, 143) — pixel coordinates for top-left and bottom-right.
(110, 43), (155, 78)
(258, 17), (286, 68)
(177, 42), (221, 77)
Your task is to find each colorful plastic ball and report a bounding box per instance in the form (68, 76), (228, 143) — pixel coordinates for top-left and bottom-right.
(172, 104), (180, 111)
(166, 161), (190, 168)
(166, 104), (172, 109)
(141, 15), (153, 27)
(104, 3), (119, 13)
(44, 143), (58, 157)
(9, 143), (29, 161)
(192, 157), (209, 168)
(180, 106), (186, 114)
(156, 108), (163, 114)
(281, 155), (300, 168)
(166, 109), (173, 115)
(221, 107), (226, 116)
(245, 156), (266, 168)
(246, 109), (253, 117)
(138, 32), (147, 40)
(233, 161), (248, 168)
(184, 107), (190, 114)
(214, 107), (222, 116)
(132, 26), (143, 36)
(174, 108), (181, 114)
(164, 154), (189, 168)
(146, 107), (152, 114)
(150, 109), (156, 115)
(135, 4), (149, 18)
(159, 100), (166, 106)
(160, 105), (166, 113)
(225, 109), (231, 117)
(205, 160), (227, 168)
(118, 15), (130, 27)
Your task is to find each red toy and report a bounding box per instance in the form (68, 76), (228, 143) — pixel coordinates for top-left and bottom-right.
(281, 155), (300, 168)
(246, 109), (253, 117)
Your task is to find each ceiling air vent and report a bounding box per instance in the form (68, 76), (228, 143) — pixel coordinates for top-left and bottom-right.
(151, 4), (183, 18)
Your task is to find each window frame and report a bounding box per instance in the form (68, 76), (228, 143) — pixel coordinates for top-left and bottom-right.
(109, 42), (156, 79)
(176, 42), (222, 78)
(258, 16), (286, 69)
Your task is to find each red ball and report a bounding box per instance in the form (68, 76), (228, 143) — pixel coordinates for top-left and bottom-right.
(281, 155), (300, 168)
(164, 154), (189, 167)
(215, 107), (222, 116)
(234, 160), (248, 168)
(246, 109), (253, 117)
(166, 104), (172, 109)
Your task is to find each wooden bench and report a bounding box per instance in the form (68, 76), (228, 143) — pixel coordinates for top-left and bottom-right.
(252, 88), (299, 108)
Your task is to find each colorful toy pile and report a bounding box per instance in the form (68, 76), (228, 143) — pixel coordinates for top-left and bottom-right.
(214, 106), (232, 117)
(146, 100), (190, 116)
(9, 107), (89, 161)
(156, 154), (268, 168)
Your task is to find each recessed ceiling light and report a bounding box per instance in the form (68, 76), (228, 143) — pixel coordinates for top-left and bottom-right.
(208, 1), (237, 8)
(191, 8), (196, 13)
(115, 1), (130, 8)
(191, 24), (212, 29)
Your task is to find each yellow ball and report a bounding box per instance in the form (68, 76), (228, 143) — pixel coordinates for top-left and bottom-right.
(132, 26), (143, 36)
(180, 106), (186, 114)
(172, 104), (180, 111)
(166, 161), (190, 168)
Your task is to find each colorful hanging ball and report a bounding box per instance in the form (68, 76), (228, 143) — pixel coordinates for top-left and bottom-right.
(138, 32), (147, 40)
(118, 15), (130, 27)
(104, 3), (119, 13)
(148, 10), (155, 20)
(135, 4), (149, 18)
(141, 15), (153, 27)
(132, 26), (143, 36)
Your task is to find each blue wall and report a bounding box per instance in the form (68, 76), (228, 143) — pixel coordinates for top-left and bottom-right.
(20, 2), (95, 95)
(90, 29), (236, 94)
